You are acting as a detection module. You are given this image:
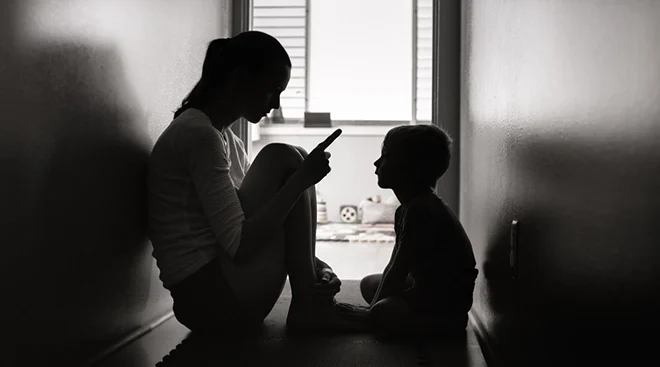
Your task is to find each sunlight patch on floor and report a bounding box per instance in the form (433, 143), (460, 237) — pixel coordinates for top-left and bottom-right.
(315, 241), (393, 280)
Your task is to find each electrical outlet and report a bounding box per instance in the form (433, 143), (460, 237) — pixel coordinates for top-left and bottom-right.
(510, 220), (519, 280)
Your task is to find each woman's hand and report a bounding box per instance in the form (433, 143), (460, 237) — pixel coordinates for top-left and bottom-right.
(313, 267), (341, 299)
(293, 129), (342, 189)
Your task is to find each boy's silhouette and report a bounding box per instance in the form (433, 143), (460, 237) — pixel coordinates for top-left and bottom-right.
(342, 124), (478, 337)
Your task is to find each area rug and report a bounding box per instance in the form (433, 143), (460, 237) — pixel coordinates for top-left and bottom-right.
(316, 223), (396, 243)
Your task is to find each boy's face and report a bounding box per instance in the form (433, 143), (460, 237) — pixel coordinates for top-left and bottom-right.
(374, 142), (408, 189)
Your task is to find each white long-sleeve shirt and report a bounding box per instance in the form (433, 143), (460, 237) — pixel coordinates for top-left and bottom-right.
(147, 108), (250, 288)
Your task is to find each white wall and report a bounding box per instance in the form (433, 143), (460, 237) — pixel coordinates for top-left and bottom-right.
(308, 0), (413, 121)
(462, 0), (660, 364)
(1, 0), (228, 363)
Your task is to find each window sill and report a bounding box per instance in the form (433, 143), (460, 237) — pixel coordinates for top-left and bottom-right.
(258, 125), (393, 137)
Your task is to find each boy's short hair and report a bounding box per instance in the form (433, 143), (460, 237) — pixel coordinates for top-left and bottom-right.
(383, 124), (452, 188)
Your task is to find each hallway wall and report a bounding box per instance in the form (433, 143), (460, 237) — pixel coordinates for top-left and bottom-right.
(0, 0), (228, 364)
(461, 0), (660, 364)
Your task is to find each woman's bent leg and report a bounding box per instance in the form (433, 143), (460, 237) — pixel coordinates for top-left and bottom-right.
(170, 258), (262, 335)
(217, 143), (319, 322)
(293, 146), (318, 256)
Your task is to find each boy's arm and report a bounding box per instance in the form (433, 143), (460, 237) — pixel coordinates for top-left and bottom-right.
(371, 244), (412, 306)
(370, 205), (435, 306)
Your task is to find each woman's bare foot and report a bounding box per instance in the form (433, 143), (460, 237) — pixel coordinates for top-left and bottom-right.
(286, 297), (369, 334)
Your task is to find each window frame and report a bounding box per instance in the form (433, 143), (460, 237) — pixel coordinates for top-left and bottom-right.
(232, 0), (461, 214)
(249, 0), (432, 126)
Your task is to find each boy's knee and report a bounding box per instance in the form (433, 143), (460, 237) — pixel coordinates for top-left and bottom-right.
(369, 297), (408, 322)
(359, 274), (381, 302)
(360, 274), (380, 291)
(368, 297), (413, 335)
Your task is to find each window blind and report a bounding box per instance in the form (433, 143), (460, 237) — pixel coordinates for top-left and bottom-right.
(253, 0), (307, 119)
(416, 0), (433, 122)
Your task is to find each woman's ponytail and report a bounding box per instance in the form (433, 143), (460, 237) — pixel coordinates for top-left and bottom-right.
(173, 38), (232, 119)
(172, 32), (291, 120)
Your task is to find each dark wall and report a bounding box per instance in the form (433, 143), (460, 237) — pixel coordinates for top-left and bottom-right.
(461, 0), (660, 365)
(0, 0), (228, 365)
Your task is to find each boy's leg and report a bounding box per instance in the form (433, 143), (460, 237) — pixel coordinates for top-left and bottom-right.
(369, 295), (467, 337)
(360, 274), (382, 305)
(369, 296), (417, 335)
(360, 273), (414, 305)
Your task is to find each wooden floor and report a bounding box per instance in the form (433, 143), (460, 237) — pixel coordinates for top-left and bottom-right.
(95, 280), (487, 367)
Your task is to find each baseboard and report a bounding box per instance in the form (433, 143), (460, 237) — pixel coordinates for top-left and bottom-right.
(85, 311), (175, 366)
(468, 311), (495, 367)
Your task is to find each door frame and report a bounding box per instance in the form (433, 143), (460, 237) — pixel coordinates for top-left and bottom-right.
(432, 0), (461, 215)
(229, 0), (252, 151)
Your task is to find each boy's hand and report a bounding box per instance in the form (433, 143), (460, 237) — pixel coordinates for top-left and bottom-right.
(313, 268), (341, 299)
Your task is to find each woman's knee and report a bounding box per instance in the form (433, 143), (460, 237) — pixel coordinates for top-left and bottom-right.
(256, 143), (305, 169)
(293, 145), (309, 158)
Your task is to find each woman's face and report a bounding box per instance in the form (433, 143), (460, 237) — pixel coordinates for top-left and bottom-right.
(242, 63), (291, 123)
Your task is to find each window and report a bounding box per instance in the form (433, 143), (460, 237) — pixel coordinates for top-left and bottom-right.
(415, 0), (433, 123)
(252, 0), (308, 119)
(252, 0), (433, 126)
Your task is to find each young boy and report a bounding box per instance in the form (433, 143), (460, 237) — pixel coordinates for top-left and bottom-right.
(343, 124), (478, 337)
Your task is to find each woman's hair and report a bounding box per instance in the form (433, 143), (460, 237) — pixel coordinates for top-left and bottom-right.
(384, 124), (453, 188)
(173, 31), (291, 119)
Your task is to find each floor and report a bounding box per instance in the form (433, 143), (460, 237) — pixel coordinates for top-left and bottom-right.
(94, 230), (488, 366)
(315, 240), (394, 280)
(314, 222), (395, 280)
(96, 279), (487, 367)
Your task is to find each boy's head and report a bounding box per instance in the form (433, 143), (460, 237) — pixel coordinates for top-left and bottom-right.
(374, 124), (452, 190)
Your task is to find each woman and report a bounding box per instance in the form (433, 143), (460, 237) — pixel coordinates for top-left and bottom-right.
(147, 31), (354, 335)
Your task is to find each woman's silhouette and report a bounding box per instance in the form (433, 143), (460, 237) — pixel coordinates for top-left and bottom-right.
(147, 31), (357, 335)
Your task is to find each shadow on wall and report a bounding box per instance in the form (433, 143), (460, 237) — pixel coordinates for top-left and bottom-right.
(478, 127), (660, 364)
(514, 132), (660, 324)
(1, 8), (157, 364)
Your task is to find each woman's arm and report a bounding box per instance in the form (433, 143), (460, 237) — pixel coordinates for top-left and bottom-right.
(236, 131), (340, 263)
(182, 122), (309, 263)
